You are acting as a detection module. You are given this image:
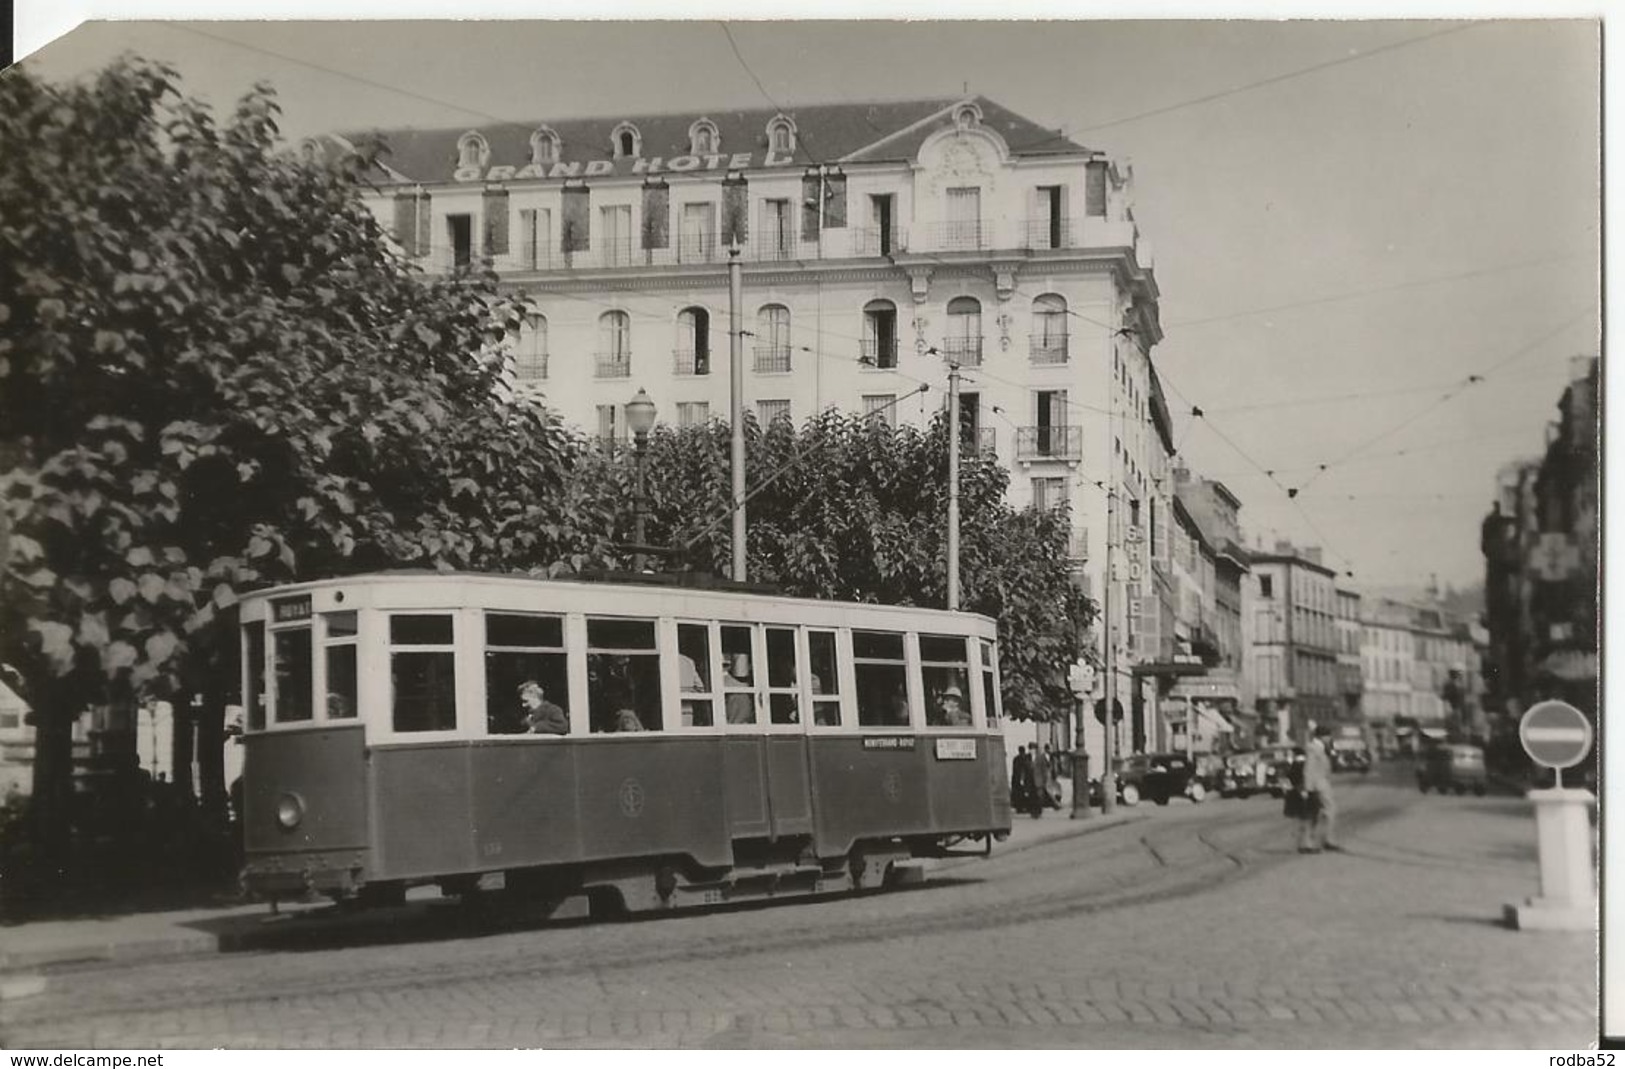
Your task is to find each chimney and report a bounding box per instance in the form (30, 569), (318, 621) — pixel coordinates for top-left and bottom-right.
(1303, 547), (1322, 565)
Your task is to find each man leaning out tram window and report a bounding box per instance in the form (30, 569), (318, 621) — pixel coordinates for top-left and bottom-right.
(933, 683), (972, 727)
(519, 680), (569, 735)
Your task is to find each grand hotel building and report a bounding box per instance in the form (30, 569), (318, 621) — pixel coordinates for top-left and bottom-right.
(324, 96), (1178, 755)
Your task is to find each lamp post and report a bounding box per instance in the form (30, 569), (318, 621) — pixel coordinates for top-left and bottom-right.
(625, 388), (657, 573)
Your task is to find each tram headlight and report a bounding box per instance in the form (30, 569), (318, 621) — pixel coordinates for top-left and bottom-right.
(275, 792), (305, 831)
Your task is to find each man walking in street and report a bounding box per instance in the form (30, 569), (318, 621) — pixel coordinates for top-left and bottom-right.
(1298, 725), (1344, 853)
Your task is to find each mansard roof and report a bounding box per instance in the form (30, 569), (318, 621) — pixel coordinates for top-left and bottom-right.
(331, 96), (1091, 185)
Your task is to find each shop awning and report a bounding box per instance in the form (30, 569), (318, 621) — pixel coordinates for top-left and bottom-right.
(1538, 648), (1598, 682)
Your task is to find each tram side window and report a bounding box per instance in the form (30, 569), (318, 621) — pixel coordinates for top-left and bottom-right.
(980, 640), (1002, 728)
(324, 612), (358, 720)
(484, 613), (569, 735)
(677, 623), (716, 727)
(853, 630), (910, 728)
(720, 624), (757, 725)
(765, 626), (800, 724)
(920, 633), (972, 727)
(587, 618), (662, 733)
(807, 630), (842, 727)
(390, 614), (457, 733)
(245, 622), (266, 731)
(273, 629), (314, 723)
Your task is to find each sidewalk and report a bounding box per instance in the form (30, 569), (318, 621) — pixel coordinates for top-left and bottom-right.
(0, 780), (1138, 978)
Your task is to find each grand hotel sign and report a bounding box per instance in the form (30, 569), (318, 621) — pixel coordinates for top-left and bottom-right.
(454, 149), (804, 184)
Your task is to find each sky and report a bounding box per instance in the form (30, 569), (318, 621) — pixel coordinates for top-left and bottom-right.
(12, 16), (1602, 592)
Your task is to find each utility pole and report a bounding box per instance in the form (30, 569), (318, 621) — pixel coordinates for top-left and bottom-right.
(729, 242), (746, 582)
(1100, 480), (1117, 814)
(947, 361), (961, 611)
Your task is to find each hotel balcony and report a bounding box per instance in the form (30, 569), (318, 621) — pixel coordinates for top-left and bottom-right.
(594, 351), (632, 379)
(672, 348), (713, 376)
(938, 337), (983, 367)
(1029, 334), (1069, 365)
(753, 345), (793, 374)
(417, 215), (1147, 277)
(1015, 425), (1084, 464)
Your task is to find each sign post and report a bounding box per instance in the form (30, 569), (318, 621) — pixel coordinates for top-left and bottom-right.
(1504, 700), (1595, 932)
(1068, 660), (1095, 819)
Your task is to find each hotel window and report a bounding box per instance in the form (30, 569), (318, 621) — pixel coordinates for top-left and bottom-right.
(944, 296), (982, 366)
(516, 314), (548, 384)
(760, 199), (793, 258)
(530, 127), (560, 166)
(767, 117), (795, 154)
(457, 132), (488, 170)
(676, 401), (710, 428)
(689, 119), (719, 156)
(757, 399), (791, 427)
(676, 306), (710, 375)
(863, 300), (898, 368)
(945, 187), (982, 249)
(595, 404), (618, 447)
(679, 202), (716, 263)
(1031, 476), (1067, 513)
(1259, 575), (1273, 598)
(1031, 294), (1068, 363)
(600, 204), (632, 266)
(755, 304), (791, 373)
(862, 394), (896, 429)
(596, 311), (631, 378)
(611, 122), (642, 160)
(447, 214), (473, 268)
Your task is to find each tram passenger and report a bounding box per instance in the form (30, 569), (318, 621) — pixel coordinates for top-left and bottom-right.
(519, 680), (569, 735)
(612, 708), (645, 732)
(936, 684), (971, 727)
(725, 654), (756, 724)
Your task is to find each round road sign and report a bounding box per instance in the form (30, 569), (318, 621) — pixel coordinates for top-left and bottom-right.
(1518, 700), (1593, 770)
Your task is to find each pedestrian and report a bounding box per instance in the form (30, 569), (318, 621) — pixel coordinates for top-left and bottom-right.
(1298, 727), (1344, 853)
(1042, 744), (1064, 805)
(1028, 741), (1051, 817)
(1011, 745), (1035, 814)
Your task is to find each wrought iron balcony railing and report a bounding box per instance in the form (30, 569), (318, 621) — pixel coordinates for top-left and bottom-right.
(938, 337), (983, 367)
(753, 345), (793, 374)
(1029, 335), (1069, 365)
(860, 337), (900, 369)
(1015, 425), (1084, 462)
(673, 348), (712, 376)
(594, 351), (632, 379)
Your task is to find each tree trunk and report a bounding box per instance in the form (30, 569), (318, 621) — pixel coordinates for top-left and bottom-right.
(28, 678), (76, 865)
(196, 677), (228, 823)
(171, 694), (196, 798)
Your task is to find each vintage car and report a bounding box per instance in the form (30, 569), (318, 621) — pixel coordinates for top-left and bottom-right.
(1218, 751), (1268, 798)
(1087, 753), (1153, 807)
(1141, 752), (1208, 805)
(1261, 746), (1305, 798)
(1417, 743), (1488, 795)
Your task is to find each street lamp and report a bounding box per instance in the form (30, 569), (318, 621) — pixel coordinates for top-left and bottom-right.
(626, 388), (658, 573)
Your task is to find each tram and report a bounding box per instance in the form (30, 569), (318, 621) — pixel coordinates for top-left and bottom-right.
(239, 571), (1013, 913)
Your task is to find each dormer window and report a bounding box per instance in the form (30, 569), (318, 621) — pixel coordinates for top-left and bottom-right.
(530, 126), (561, 166)
(767, 116), (796, 155)
(953, 102), (983, 131)
(689, 119), (720, 156)
(457, 131), (490, 170)
(611, 122), (642, 159)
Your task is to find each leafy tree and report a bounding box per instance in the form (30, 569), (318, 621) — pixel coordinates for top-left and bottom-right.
(579, 410), (1095, 720)
(0, 58), (610, 878)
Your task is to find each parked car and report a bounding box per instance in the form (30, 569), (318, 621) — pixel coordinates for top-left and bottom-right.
(1087, 753), (1153, 807)
(1141, 752), (1208, 805)
(1219, 751), (1267, 798)
(1193, 753), (1229, 797)
(1261, 746), (1304, 798)
(1330, 741), (1373, 774)
(1417, 743), (1487, 795)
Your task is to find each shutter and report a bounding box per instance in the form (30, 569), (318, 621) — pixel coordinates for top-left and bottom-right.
(482, 189), (509, 256)
(824, 173), (847, 228)
(801, 173), (821, 241)
(393, 193), (417, 251)
(1085, 161), (1108, 218)
(642, 182), (670, 249)
(415, 193), (432, 257)
(561, 186), (590, 252)
(722, 175), (749, 247)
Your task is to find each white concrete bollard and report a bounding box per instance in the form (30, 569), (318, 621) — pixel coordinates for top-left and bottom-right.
(1503, 787), (1596, 931)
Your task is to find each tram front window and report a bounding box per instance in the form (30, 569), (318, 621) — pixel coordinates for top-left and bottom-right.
(920, 634), (972, 727)
(853, 630), (909, 728)
(485, 613), (569, 735)
(390, 614), (457, 733)
(273, 629), (314, 723)
(587, 618), (662, 733)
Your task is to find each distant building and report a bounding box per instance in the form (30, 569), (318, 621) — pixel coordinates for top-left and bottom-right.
(1334, 586), (1364, 724)
(1247, 542), (1339, 742)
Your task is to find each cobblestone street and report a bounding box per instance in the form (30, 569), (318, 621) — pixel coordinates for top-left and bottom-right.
(0, 768), (1595, 1048)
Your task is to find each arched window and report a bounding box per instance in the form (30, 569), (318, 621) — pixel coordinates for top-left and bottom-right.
(676, 306), (711, 376)
(457, 131), (489, 170)
(767, 116), (796, 155)
(1031, 294), (1068, 364)
(945, 297), (982, 366)
(953, 101), (983, 131)
(597, 311), (631, 378)
(689, 119), (720, 156)
(862, 299), (898, 369)
(517, 314), (548, 384)
(755, 304), (791, 373)
(611, 122), (642, 159)
(530, 127), (560, 166)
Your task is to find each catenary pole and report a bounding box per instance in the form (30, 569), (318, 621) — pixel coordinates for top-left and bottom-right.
(729, 243), (747, 582)
(947, 361), (961, 611)
(1100, 398), (1118, 814)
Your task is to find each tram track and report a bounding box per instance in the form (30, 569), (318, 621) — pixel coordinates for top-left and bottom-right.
(6, 788), (1410, 1028)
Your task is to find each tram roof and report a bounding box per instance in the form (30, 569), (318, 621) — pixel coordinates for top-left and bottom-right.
(239, 570), (998, 632)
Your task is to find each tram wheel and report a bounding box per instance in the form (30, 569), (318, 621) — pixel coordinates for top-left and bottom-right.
(849, 853), (869, 889)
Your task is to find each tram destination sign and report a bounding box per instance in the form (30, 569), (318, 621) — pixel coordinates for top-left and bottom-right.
(271, 595), (312, 623)
(934, 739), (978, 761)
(1518, 700), (1593, 770)
(863, 736), (916, 751)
